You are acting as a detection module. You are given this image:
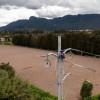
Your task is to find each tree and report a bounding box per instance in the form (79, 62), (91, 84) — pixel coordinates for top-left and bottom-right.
(80, 81), (93, 100)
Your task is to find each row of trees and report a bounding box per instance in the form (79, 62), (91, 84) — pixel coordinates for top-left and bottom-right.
(12, 31), (100, 55)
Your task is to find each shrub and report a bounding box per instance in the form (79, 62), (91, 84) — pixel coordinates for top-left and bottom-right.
(92, 94), (100, 100)
(80, 81), (93, 100)
(84, 96), (92, 100)
(0, 63), (15, 78)
(0, 63), (57, 100)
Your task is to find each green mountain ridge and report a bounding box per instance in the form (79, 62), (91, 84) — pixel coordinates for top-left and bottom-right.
(1, 14), (100, 31)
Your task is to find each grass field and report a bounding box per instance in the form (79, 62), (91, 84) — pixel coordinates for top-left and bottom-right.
(0, 45), (100, 100)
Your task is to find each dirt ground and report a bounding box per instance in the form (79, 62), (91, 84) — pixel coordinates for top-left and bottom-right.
(0, 45), (100, 100)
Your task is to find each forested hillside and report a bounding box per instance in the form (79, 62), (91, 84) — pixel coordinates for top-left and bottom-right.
(1, 14), (100, 31)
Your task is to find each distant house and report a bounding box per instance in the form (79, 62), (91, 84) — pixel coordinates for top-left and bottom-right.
(0, 35), (12, 44)
(0, 37), (5, 42)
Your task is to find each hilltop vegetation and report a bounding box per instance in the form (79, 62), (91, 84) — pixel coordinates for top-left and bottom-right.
(0, 63), (57, 100)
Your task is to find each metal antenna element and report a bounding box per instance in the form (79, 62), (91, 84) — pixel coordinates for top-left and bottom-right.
(42, 35), (97, 100)
(42, 36), (71, 100)
(66, 61), (96, 72)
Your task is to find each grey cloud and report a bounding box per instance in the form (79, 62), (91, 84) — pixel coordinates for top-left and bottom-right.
(0, 0), (42, 9)
(0, 0), (79, 9)
(0, 0), (100, 26)
(0, 0), (100, 11)
(0, 0), (26, 6)
(0, 5), (19, 10)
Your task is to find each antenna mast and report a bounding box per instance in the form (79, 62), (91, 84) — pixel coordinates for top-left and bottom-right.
(57, 35), (63, 100)
(42, 35), (96, 100)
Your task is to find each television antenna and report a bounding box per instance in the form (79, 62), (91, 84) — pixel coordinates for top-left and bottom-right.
(42, 35), (96, 100)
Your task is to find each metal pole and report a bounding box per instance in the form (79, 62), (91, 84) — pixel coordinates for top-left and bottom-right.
(42, 36), (97, 100)
(57, 35), (63, 100)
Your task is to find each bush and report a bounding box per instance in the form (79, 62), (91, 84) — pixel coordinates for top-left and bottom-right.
(92, 94), (100, 100)
(0, 63), (57, 100)
(80, 81), (93, 100)
(28, 85), (57, 100)
(84, 96), (92, 100)
(0, 63), (15, 78)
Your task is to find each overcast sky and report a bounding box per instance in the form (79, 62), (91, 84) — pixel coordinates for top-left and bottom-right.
(0, 0), (100, 26)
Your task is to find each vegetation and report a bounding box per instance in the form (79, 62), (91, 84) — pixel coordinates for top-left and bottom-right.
(80, 81), (100, 100)
(0, 63), (57, 100)
(80, 81), (93, 100)
(92, 94), (100, 100)
(1, 14), (100, 31)
(12, 31), (100, 55)
(1, 30), (100, 100)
